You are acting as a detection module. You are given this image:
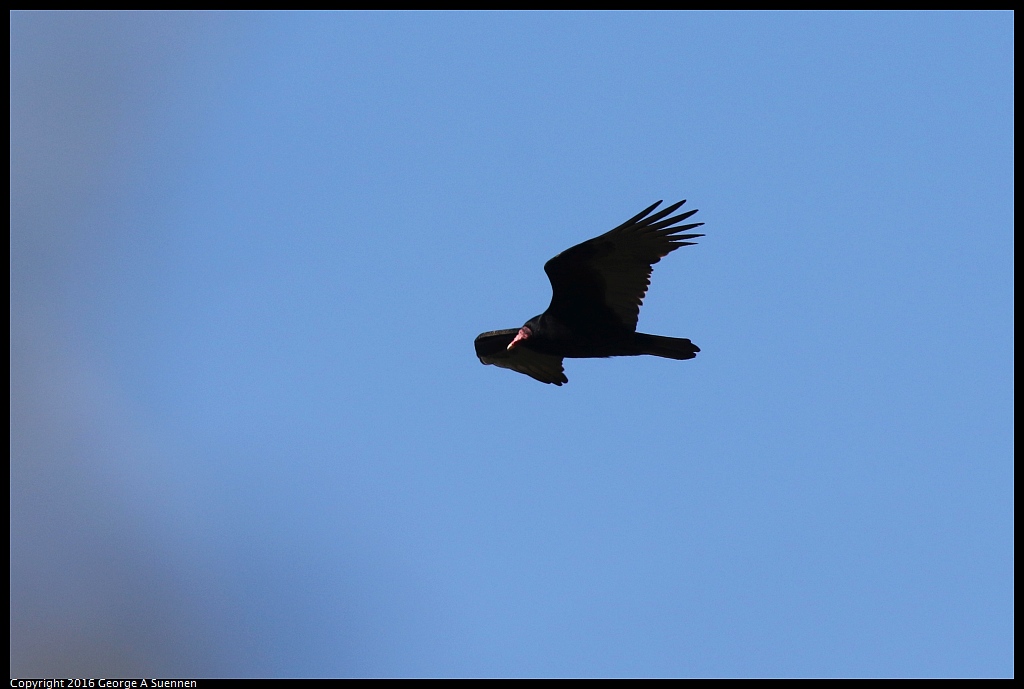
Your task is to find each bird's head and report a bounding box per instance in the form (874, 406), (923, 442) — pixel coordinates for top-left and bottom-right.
(507, 325), (533, 351)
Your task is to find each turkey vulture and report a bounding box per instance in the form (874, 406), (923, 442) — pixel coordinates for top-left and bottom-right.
(474, 199), (704, 385)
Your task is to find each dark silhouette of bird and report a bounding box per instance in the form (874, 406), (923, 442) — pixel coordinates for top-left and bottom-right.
(474, 199), (704, 385)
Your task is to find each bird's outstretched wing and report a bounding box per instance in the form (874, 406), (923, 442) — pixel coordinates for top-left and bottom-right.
(474, 329), (568, 386)
(543, 200), (703, 331)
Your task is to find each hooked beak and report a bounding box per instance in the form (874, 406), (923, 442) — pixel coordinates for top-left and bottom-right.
(507, 326), (531, 351)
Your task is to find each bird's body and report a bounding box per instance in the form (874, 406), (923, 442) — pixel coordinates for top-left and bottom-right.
(474, 199), (704, 385)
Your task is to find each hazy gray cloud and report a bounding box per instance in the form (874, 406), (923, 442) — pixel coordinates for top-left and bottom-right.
(10, 13), (218, 676)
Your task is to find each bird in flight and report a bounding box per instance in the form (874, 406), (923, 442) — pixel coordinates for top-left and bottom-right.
(474, 199), (705, 385)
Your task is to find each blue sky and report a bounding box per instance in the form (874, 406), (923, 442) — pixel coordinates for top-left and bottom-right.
(10, 11), (1013, 678)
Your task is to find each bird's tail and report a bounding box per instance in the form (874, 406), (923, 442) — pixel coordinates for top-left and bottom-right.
(636, 333), (700, 360)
